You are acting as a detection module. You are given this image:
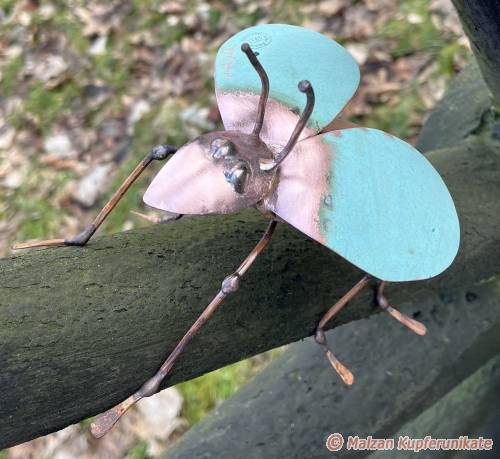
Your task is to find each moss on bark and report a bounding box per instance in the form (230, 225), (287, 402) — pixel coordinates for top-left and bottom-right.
(1, 135), (500, 448)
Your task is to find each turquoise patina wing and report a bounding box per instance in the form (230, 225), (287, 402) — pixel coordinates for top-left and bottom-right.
(267, 128), (460, 282)
(215, 24), (360, 147)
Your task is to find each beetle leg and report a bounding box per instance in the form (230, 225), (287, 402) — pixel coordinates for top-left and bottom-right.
(377, 281), (427, 336)
(131, 210), (182, 225)
(314, 274), (371, 385)
(13, 144), (177, 250)
(90, 219), (278, 438)
(316, 277), (427, 386)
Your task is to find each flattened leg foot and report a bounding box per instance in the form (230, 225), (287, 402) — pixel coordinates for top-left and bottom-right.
(314, 329), (354, 385)
(314, 275), (370, 385)
(13, 224), (96, 249)
(13, 238), (66, 250)
(377, 282), (427, 336)
(315, 277), (427, 387)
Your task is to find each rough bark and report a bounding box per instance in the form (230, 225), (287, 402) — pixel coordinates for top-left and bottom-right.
(367, 356), (500, 459)
(162, 273), (500, 459)
(1, 132), (500, 448)
(161, 61), (500, 458)
(416, 59), (491, 152)
(452, 1), (500, 107)
(3, 26), (500, 447)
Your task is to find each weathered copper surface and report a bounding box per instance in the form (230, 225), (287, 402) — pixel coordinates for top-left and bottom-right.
(263, 134), (331, 246)
(12, 24), (458, 441)
(261, 80), (315, 171)
(215, 90), (315, 151)
(377, 282), (427, 335)
(143, 131), (277, 215)
(215, 24), (360, 136)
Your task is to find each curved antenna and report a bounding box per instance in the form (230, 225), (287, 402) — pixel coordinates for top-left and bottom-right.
(241, 42), (269, 137)
(260, 80), (315, 171)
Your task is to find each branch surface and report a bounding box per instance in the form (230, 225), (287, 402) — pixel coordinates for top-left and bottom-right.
(1, 136), (500, 448)
(452, 1), (500, 107)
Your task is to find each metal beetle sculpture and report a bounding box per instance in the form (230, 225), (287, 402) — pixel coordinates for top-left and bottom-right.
(14, 24), (460, 437)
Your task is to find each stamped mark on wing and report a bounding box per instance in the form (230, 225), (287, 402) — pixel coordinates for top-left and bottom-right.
(243, 32), (272, 49)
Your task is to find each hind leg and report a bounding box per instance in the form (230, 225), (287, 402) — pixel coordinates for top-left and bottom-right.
(376, 282), (427, 336)
(315, 277), (427, 385)
(314, 275), (371, 385)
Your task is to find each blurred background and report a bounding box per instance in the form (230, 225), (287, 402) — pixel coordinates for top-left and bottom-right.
(0, 0), (470, 457)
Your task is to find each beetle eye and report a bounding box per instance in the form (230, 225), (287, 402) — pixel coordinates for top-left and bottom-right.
(211, 137), (236, 159)
(224, 163), (249, 194)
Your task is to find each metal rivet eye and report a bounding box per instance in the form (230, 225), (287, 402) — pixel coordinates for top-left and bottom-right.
(224, 162), (249, 194)
(210, 137), (235, 159)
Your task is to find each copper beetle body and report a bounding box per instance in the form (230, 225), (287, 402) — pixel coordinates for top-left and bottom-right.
(12, 25), (457, 440)
(144, 130), (278, 216)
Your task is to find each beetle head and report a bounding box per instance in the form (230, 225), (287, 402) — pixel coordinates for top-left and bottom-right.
(143, 131), (276, 215)
(210, 137), (250, 194)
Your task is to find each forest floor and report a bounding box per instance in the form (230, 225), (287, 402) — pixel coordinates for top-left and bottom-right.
(0, 0), (468, 458)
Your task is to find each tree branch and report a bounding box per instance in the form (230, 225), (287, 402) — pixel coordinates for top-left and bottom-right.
(163, 274), (500, 459)
(452, 1), (500, 107)
(1, 135), (500, 448)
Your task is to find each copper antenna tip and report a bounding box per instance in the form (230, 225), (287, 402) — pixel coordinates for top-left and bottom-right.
(241, 42), (251, 52)
(298, 80), (312, 92)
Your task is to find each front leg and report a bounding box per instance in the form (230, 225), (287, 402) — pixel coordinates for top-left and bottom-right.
(90, 219), (278, 438)
(13, 144), (177, 249)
